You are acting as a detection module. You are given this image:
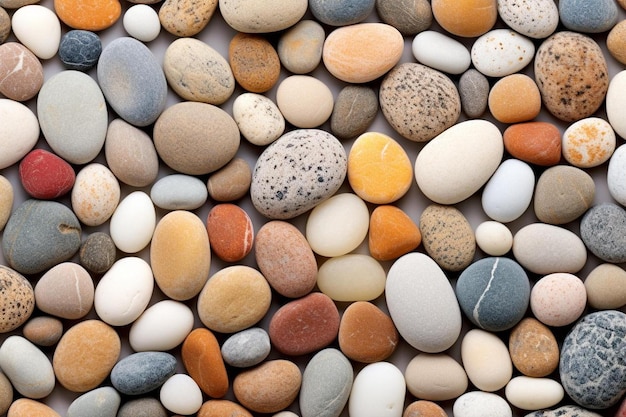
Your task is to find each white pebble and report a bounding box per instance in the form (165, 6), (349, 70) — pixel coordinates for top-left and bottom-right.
(0, 99), (40, 170)
(11, 5), (61, 59)
(71, 163), (121, 227)
(471, 29), (535, 77)
(481, 159), (535, 223)
(562, 117), (616, 168)
(123, 4), (161, 43)
(349, 362), (405, 417)
(160, 374), (203, 415)
(505, 376), (564, 410)
(608, 144), (626, 206)
(0, 335), (55, 399)
(461, 329), (513, 392)
(233, 93), (285, 146)
(109, 191), (156, 253)
(129, 300), (194, 352)
(606, 69), (626, 139)
(453, 391), (512, 417)
(412, 30), (471, 74)
(317, 254), (386, 302)
(475, 221), (513, 256)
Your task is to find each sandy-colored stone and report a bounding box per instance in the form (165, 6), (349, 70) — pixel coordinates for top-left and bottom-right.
(0, 265), (34, 333)
(277, 19), (324, 74)
(509, 317), (559, 377)
(22, 316), (63, 347)
(159, 0), (218, 36)
(405, 353), (468, 401)
(207, 157), (251, 202)
(54, 0), (121, 30)
(562, 117), (616, 168)
(432, 0), (497, 37)
(182, 328), (229, 398)
(0, 370), (11, 415)
(0, 175), (12, 231)
(608, 20), (626, 65)
(585, 263), (626, 309)
(229, 33), (280, 93)
(488, 73), (541, 124)
(503, 121), (562, 166)
(275, 75), (334, 128)
(198, 400), (252, 417)
(0, 42), (43, 101)
(369, 205), (421, 261)
(403, 400), (448, 417)
(206, 204), (254, 262)
(7, 398), (61, 417)
(71, 163), (120, 227)
(34, 262), (94, 320)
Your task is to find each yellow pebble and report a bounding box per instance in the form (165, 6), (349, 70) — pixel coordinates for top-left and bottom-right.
(432, 0), (497, 38)
(488, 74), (541, 124)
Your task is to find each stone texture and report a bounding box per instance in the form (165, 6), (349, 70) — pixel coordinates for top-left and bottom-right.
(58, 30), (101, 71)
(534, 165), (595, 224)
(0, 175), (12, 232)
(0, 371), (11, 416)
(369, 205), (421, 261)
(459, 68), (489, 118)
(54, 0), (121, 30)
(34, 262), (94, 320)
(405, 353), (468, 401)
(310, 0), (373, 25)
(233, 93), (285, 146)
(229, 33), (280, 93)
(581, 203), (626, 263)
(117, 398), (168, 417)
(330, 85), (378, 139)
(608, 20), (626, 65)
(206, 204), (254, 262)
(0, 42), (43, 101)
(524, 405), (603, 417)
(562, 117), (616, 168)
(585, 263), (626, 310)
(503, 121), (562, 166)
(19, 149), (75, 200)
(0, 7), (9, 44)
(497, 0), (559, 38)
(509, 317), (560, 377)
(221, 327), (271, 368)
(22, 316), (63, 347)
(277, 20), (324, 74)
(111, 351), (177, 395)
(0, 335), (55, 399)
(159, 0), (218, 36)
(181, 328), (229, 398)
(531, 273), (587, 327)
(431, 0), (497, 37)
(207, 157), (251, 202)
(79, 232), (117, 274)
(376, 0), (432, 35)
(0, 265), (34, 333)
(71, 163), (120, 227)
(404, 401), (448, 417)
(219, 0), (307, 33)
(559, 0), (618, 33)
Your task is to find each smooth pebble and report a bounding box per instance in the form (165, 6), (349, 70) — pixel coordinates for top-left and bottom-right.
(0, 266), (33, 333)
(160, 374), (203, 415)
(109, 191), (156, 253)
(562, 117), (616, 168)
(54, 0), (121, 30)
(277, 20), (324, 74)
(368, 205), (421, 261)
(0, 176), (12, 231)
(530, 273), (587, 327)
(181, 328), (229, 398)
(150, 174), (208, 211)
(509, 317), (560, 377)
(0, 42), (43, 101)
(0, 99), (39, 170)
(219, 0), (307, 33)
(461, 329), (513, 392)
(123, 4), (160, 42)
(534, 165), (595, 224)
(488, 73), (541, 123)
(276, 75), (333, 128)
(471, 29), (535, 77)
(34, 262), (94, 320)
(431, 0), (497, 37)
(0, 7), (9, 43)
(229, 33), (280, 94)
(412, 30), (470, 74)
(497, 0), (559, 38)
(459, 69), (489, 118)
(129, 300), (194, 352)
(58, 30), (101, 71)
(349, 362), (405, 417)
(117, 398), (168, 417)
(607, 70), (626, 138)
(22, 316), (63, 347)
(71, 163), (120, 227)
(7, 398), (60, 417)
(158, 0), (218, 37)
(233, 93), (285, 146)
(66, 387), (120, 417)
(317, 254), (386, 302)
(207, 157), (252, 202)
(19, 149), (75, 200)
(608, 144), (626, 205)
(482, 159), (535, 223)
(607, 20), (626, 65)
(580, 203), (626, 263)
(0, 335), (55, 399)
(503, 121), (562, 166)
(11, 5), (60, 59)
(221, 327), (271, 368)
(206, 204), (254, 262)
(585, 263), (626, 309)
(375, 0), (432, 36)
(404, 353), (468, 401)
(330, 85), (378, 140)
(475, 221), (513, 256)
(453, 391), (512, 417)
(310, 0), (374, 25)
(559, 0), (618, 33)
(0, 371), (11, 416)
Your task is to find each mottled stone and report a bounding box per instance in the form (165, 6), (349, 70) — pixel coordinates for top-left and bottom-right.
(71, 163), (120, 226)
(221, 327), (271, 368)
(207, 157), (252, 202)
(0, 266), (34, 333)
(404, 401), (448, 417)
(34, 262), (94, 320)
(79, 232), (117, 274)
(330, 85), (378, 140)
(376, 0), (432, 35)
(531, 273), (587, 327)
(117, 398), (168, 417)
(0, 42), (43, 101)
(277, 20), (324, 74)
(229, 33), (280, 93)
(58, 30), (102, 71)
(580, 203), (626, 263)
(66, 387), (121, 417)
(111, 352), (177, 395)
(524, 405), (603, 417)
(559, 0), (618, 33)
(509, 317), (560, 377)
(233, 93), (285, 146)
(459, 68), (489, 118)
(159, 0), (218, 36)
(22, 316), (63, 347)
(534, 165), (595, 224)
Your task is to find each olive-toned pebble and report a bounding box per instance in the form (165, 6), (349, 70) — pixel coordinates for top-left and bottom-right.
(22, 316), (63, 347)
(207, 157), (252, 202)
(0, 370), (12, 415)
(79, 232), (117, 274)
(158, 0), (218, 37)
(229, 33), (281, 93)
(0, 265), (34, 333)
(509, 317), (560, 377)
(376, 0), (432, 36)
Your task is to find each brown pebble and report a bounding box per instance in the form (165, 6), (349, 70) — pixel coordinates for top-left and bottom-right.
(0, 265), (34, 333)
(206, 204), (254, 262)
(7, 398), (60, 417)
(22, 316), (63, 347)
(508, 317), (559, 377)
(376, 0), (432, 36)
(207, 157), (251, 202)
(197, 400), (253, 417)
(79, 232), (117, 274)
(0, 42), (44, 101)
(503, 121), (562, 166)
(229, 32), (280, 93)
(330, 85), (379, 140)
(0, 7), (10, 44)
(158, 0), (218, 37)
(182, 328), (229, 398)
(404, 400), (448, 417)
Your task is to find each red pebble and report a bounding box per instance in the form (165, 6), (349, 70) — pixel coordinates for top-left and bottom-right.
(206, 203), (254, 262)
(19, 149), (75, 199)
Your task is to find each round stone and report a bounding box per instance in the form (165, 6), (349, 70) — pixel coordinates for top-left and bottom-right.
(109, 191), (156, 254)
(475, 221), (513, 256)
(497, 0), (559, 38)
(471, 29), (536, 77)
(580, 203), (626, 263)
(559, 0), (618, 33)
(22, 316), (63, 347)
(221, 327), (271, 368)
(71, 163), (120, 227)
(530, 273), (587, 327)
(54, 0), (121, 30)
(509, 317), (559, 377)
(128, 300), (194, 352)
(0, 265), (34, 333)
(218, 0), (307, 33)
(404, 353), (468, 401)
(503, 121), (562, 166)
(375, 0), (432, 35)
(0, 42), (43, 101)
(276, 75), (333, 128)
(277, 20), (324, 74)
(34, 262), (94, 320)
(368, 205), (421, 262)
(19, 149), (75, 200)
(207, 157), (252, 202)
(585, 263), (626, 310)
(330, 85), (378, 140)
(534, 165), (595, 224)
(232, 93), (285, 146)
(181, 328), (229, 398)
(58, 30), (102, 71)
(229, 33), (280, 93)
(206, 204), (254, 262)
(431, 0), (497, 37)
(159, 374), (203, 415)
(459, 68), (489, 118)
(488, 73), (541, 123)
(562, 117), (616, 168)
(123, 4), (160, 42)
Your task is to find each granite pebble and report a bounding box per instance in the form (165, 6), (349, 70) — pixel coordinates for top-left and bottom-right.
(497, 0), (559, 38)
(230, 33), (280, 93)
(349, 362), (406, 417)
(19, 149), (75, 200)
(276, 75), (334, 128)
(58, 30), (102, 71)
(219, 0), (307, 33)
(462, 329), (513, 392)
(404, 353), (468, 401)
(11, 5), (61, 59)
(531, 273), (587, 327)
(431, 0), (497, 37)
(481, 159), (535, 223)
(0, 99), (39, 170)
(0, 42), (43, 101)
(71, 163), (120, 226)
(503, 121), (562, 166)
(128, 300), (194, 352)
(330, 85), (378, 139)
(158, 0), (217, 37)
(534, 165), (595, 224)
(150, 174), (208, 211)
(375, 0), (432, 35)
(585, 263), (626, 310)
(277, 20), (324, 74)
(524, 405), (603, 417)
(22, 316), (63, 347)
(35, 262), (94, 320)
(109, 191), (156, 253)
(0, 335), (54, 398)
(0, 266), (33, 333)
(221, 327), (271, 368)
(509, 317), (560, 377)
(111, 351), (177, 395)
(66, 386), (120, 417)
(580, 203), (626, 263)
(559, 0), (618, 33)
(232, 93), (285, 146)
(459, 69), (489, 118)
(206, 204), (254, 262)
(562, 117), (616, 168)
(207, 157), (252, 202)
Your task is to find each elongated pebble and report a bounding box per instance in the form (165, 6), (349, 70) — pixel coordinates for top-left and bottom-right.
(482, 159), (535, 223)
(317, 254), (386, 302)
(109, 191), (156, 254)
(129, 300), (194, 352)
(230, 33), (280, 94)
(22, 316), (63, 347)
(472, 29), (535, 77)
(11, 5), (61, 59)
(503, 121), (562, 166)
(0, 175), (12, 231)
(412, 30), (471, 74)
(150, 174), (208, 210)
(453, 391), (512, 417)
(198, 400), (252, 417)
(349, 362), (405, 417)
(461, 329), (513, 392)
(54, 0), (121, 30)
(0, 371), (10, 416)
(181, 328), (228, 398)
(0, 7), (9, 43)
(0, 335), (55, 398)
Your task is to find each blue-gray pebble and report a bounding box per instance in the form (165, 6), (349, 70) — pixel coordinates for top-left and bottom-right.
(110, 351), (177, 395)
(221, 327), (271, 368)
(58, 30), (102, 71)
(97, 37), (167, 127)
(2, 200), (81, 275)
(309, 0), (375, 26)
(455, 257), (530, 332)
(580, 203), (626, 263)
(559, 0), (618, 33)
(559, 310), (626, 409)
(66, 386), (120, 417)
(117, 397), (168, 417)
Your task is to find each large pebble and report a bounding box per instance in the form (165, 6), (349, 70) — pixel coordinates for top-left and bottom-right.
(488, 74), (541, 123)
(559, 0), (618, 33)
(230, 33), (280, 93)
(405, 353), (468, 401)
(251, 129), (347, 219)
(206, 204), (254, 262)
(207, 157), (252, 202)
(181, 328), (228, 398)
(509, 317), (560, 377)
(412, 30), (470, 74)
(317, 254), (385, 302)
(534, 165), (595, 224)
(562, 117), (616, 168)
(431, 0), (497, 37)
(0, 42), (43, 101)
(462, 328), (513, 392)
(512, 223), (587, 274)
(497, 0), (559, 38)
(7, 399), (60, 417)
(376, 0), (432, 36)
(154, 101), (239, 175)
(219, 0), (307, 32)
(19, 149), (75, 200)
(415, 119), (503, 204)
(158, 0), (218, 36)
(323, 23), (403, 83)
(482, 159), (535, 223)
(349, 362), (405, 417)
(22, 316), (63, 347)
(503, 121), (562, 166)
(71, 163), (120, 227)
(0, 7), (8, 43)
(607, 70), (626, 139)
(330, 85), (378, 140)
(276, 75), (333, 128)
(2, 199), (81, 275)
(221, 327), (271, 368)
(159, 374), (203, 415)
(0, 99), (39, 170)
(471, 29), (535, 77)
(608, 21), (626, 66)
(369, 205), (421, 261)
(97, 36), (167, 126)
(11, 5), (60, 59)
(580, 203), (626, 263)
(531, 273), (587, 327)
(380, 63), (460, 142)
(58, 30), (102, 71)
(560, 310), (626, 409)
(524, 405), (604, 417)
(453, 391), (512, 417)
(609, 144), (626, 205)
(0, 266), (34, 332)
(310, 0), (373, 25)
(34, 262), (94, 320)
(66, 386), (120, 417)
(0, 176), (12, 231)
(233, 93), (285, 146)
(277, 20), (324, 74)
(53, 320), (121, 392)
(585, 263), (626, 309)
(150, 174), (208, 211)
(54, 0), (121, 30)
(0, 372), (10, 416)
(109, 191), (156, 254)
(459, 69), (489, 118)
(128, 300), (194, 352)
(0, 335), (54, 398)
(534, 31), (608, 122)
(386, 252), (462, 353)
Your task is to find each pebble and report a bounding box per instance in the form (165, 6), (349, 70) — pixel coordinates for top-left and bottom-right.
(305, 192), (369, 257)
(559, 0), (618, 33)
(66, 386), (120, 417)
(54, 0), (121, 30)
(580, 203), (626, 263)
(0, 99), (39, 170)
(154, 101), (239, 175)
(585, 263), (626, 309)
(250, 129), (347, 219)
(38, 70), (108, 164)
(71, 163), (120, 226)
(34, 262), (94, 320)
(128, 300), (194, 352)
(197, 400), (253, 417)
(331, 86), (379, 139)
(207, 157), (252, 202)
(562, 117), (616, 168)
(22, 316), (63, 347)
(233, 360), (302, 413)
(232, 93), (285, 146)
(348, 132), (412, 204)
(534, 165), (595, 224)
(58, 30), (102, 71)
(159, 0), (217, 37)
(349, 362), (406, 417)
(415, 119), (503, 204)
(0, 335), (54, 398)
(323, 23), (403, 83)
(317, 254), (386, 302)
(182, 328), (229, 398)
(531, 273), (587, 327)
(0, 266), (33, 333)
(0, 373), (12, 416)
(229, 33), (280, 93)
(7, 399), (60, 417)
(276, 75), (334, 128)
(11, 5), (61, 59)
(512, 223), (588, 274)
(338, 301), (398, 363)
(369, 205), (421, 261)
(0, 7), (9, 43)
(376, 0), (431, 35)
(380, 63), (461, 142)
(471, 29), (535, 77)
(310, 0), (373, 25)
(159, 374), (203, 415)
(608, 21), (626, 65)
(404, 401), (448, 417)
(431, 0), (497, 37)
(277, 20), (324, 74)
(503, 121), (562, 166)
(509, 317), (560, 377)
(404, 353), (468, 401)
(609, 144), (626, 205)
(163, 37), (234, 105)
(255, 220), (317, 298)
(0, 176), (11, 231)
(457, 257), (530, 332)
(97, 36), (167, 127)
(197, 265), (271, 333)
(109, 191), (156, 253)
(117, 398), (168, 417)
(2, 199), (81, 275)
(123, 4), (160, 42)
(300, 348), (353, 417)
(218, 0), (307, 32)
(506, 376), (564, 411)
(386, 252), (462, 353)
(534, 31), (609, 122)
(419, 204), (476, 271)
(453, 392), (512, 417)
(150, 174), (208, 211)
(482, 159), (535, 223)
(560, 310), (626, 409)
(475, 221), (513, 256)
(525, 405), (604, 417)
(0, 0), (37, 8)
(19, 149), (75, 199)
(412, 30), (471, 74)
(607, 71), (626, 139)
(488, 74), (541, 123)
(497, 0), (559, 38)
(206, 204), (254, 262)
(459, 69), (489, 118)
(221, 327), (271, 368)
(461, 329), (513, 392)
(0, 42), (43, 101)
(104, 118), (159, 187)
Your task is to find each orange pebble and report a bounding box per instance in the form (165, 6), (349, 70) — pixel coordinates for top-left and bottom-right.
(206, 203), (254, 262)
(432, 0), (497, 37)
(229, 33), (280, 93)
(181, 328), (229, 398)
(369, 205), (421, 261)
(54, 0), (121, 31)
(198, 400), (253, 417)
(348, 132), (413, 204)
(403, 400), (448, 417)
(503, 121), (562, 166)
(488, 73), (541, 124)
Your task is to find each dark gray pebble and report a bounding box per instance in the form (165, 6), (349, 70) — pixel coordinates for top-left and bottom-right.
(79, 232), (117, 274)
(58, 30), (102, 71)
(110, 351), (177, 395)
(375, 0), (432, 36)
(580, 203), (626, 263)
(330, 85), (378, 140)
(459, 69), (489, 119)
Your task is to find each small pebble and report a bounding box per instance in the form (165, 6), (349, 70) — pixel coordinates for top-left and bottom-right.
(0, 175), (12, 231)
(431, 0), (497, 37)
(505, 376), (564, 411)
(123, 4), (160, 42)
(585, 263), (626, 309)
(19, 149), (75, 200)
(34, 262), (94, 320)
(58, 30), (102, 71)
(206, 204), (254, 262)
(559, 0), (618, 33)
(404, 353), (468, 401)
(503, 121), (562, 166)
(317, 254), (386, 302)
(580, 203), (626, 263)
(0, 42), (43, 101)
(150, 174), (208, 211)
(475, 221), (513, 256)
(221, 327), (271, 368)
(375, 0), (432, 36)
(71, 163), (120, 227)
(608, 22), (626, 65)
(530, 273), (587, 327)
(562, 117), (616, 168)
(310, 0), (374, 25)
(481, 159), (535, 223)
(128, 300), (194, 352)
(232, 93), (285, 146)
(0, 336), (54, 399)
(0, 7), (9, 43)
(54, 0), (121, 30)
(159, 374), (203, 415)
(181, 328), (229, 398)
(330, 85), (378, 139)
(509, 317), (559, 377)
(349, 362), (405, 417)
(22, 316), (63, 347)
(11, 5), (61, 59)
(461, 329), (513, 392)
(472, 29), (535, 77)
(218, 0), (307, 33)
(497, 0), (559, 38)
(158, 0), (217, 37)
(229, 33), (280, 93)
(488, 73), (541, 123)
(404, 401), (447, 417)
(277, 20), (324, 74)
(368, 205), (421, 262)
(276, 75), (334, 128)
(412, 30), (471, 74)
(207, 157), (252, 202)
(78, 232), (117, 274)
(7, 398), (60, 417)
(534, 165), (595, 224)
(109, 191), (156, 254)
(117, 398), (168, 417)
(66, 386), (120, 417)
(459, 68), (489, 118)
(0, 99), (40, 170)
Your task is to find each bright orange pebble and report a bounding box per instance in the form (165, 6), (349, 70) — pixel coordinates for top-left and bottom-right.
(431, 0), (497, 38)
(488, 73), (541, 124)
(503, 121), (562, 166)
(54, 0), (121, 31)
(369, 205), (421, 261)
(181, 328), (229, 399)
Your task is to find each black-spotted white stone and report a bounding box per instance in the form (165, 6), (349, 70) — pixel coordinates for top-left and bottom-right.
(497, 0), (559, 39)
(250, 129), (347, 219)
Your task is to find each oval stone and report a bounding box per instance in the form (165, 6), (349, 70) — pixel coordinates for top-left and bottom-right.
(506, 376), (564, 411)
(503, 121), (562, 166)
(559, 0), (618, 33)
(509, 317), (559, 377)
(277, 20), (325, 74)
(475, 221), (513, 256)
(54, 0), (121, 30)
(534, 165), (595, 224)
(482, 159), (535, 223)
(0, 265), (34, 333)
(108, 191), (155, 255)
(0, 99), (39, 170)
(230, 33), (280, 94)
(531, 273), (587, 327)
(462, 328), (513, 392)
(412, 30), (471, 74)
(181, 328), (229, 398)
(207, 157), (252, 202)
(219, 0), (307, 32)
(453, 391), (512, 417)
(488, 73), (541, 124)
(22, 316), (63, 347)
(150, 174), (208, 211)
(0, 42), (43, 101)
(609, 144), (626, 205)
(497, 0), (559, 38)
(580, 203), (626, 263)
(275, 75), (333, 128)
(7, 398), (60, 417)
(128, 300), (194, 352)
(404, 401), (447, 417)
(310, 0), (373, 25)
(471, 29), (535, 77)
(19, 149), (75, 200)
(459, 69), (489, 118)
(608, 22), (626, 66)
(349, 362), (406, 417)
(585, 263), (626, 310)
(405, 353), (468, 401)
(300, 349), (353, 417)
(158, 0), (218, 36)
(317, 254), (386, 302)
(0, 335), (54, 398)
(197, 400), (252, 417)
(58, 30), (102, 71)
(607, 70), (626, 139)
(159, 374), (203, 415)
(66, 386), (121, 417)
(71, 163), (120, 227)
(330, 85), (378, 140)
(35, 262), (94, 320)
(124, 5), (161, 42)
(11, 5), (61, 59)
(232, 93), (285, 146)
(431, 0), (497, 37)
(206, 204), (254, 262)
(221, 327), (271, 368)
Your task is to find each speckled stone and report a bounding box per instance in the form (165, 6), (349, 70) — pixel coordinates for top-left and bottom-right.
(0, 42), (43, 101)
(585, 263), (626, 310)
(524, 405), (603, 417)
(221, 327), (271, 368)
(330, 85), (378, 140)
(310, 0), (374, 25)
(2, 199), (81, 275)
(0, 265), (34, 333)
(79, 232), (117, 274)
(380, 63), (461, 142)
(232, 93), (285, 146)
(58, 30), (101, 71)
(0, 7), (9, 44)
(560, 310), (626, 409)
(459, 68), (489, 118)
(66, 386), (120, 417)
(559, 0), (618, 33)
(277, 20), (324, 74)
(250, 129), (347, 219)
(159, 0), (218, 36)
(580, 203), (626, 263)
(531, 273), (587, 327)
(509, 317), (559, 377)
(229, 33), (280, 93)
(22, 316), (63, 347)
(534, 31), (609, 122)
(456, 257), (530, 332)
(497, 0), (559, 39)
(376, 0), (432, 35)
(117, 398), (168, 417)
(111, 352), (177, 395)
(207, 157), (252, 202)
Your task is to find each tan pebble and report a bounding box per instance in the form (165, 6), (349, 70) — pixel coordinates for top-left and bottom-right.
(275, 74), (334, 128)
(206, 204), (254, 262)
(197, 265), (272, 333)
(0, 42), (44, 101)
(150, 210), (211, 301)
(0, 370), (12, 415)
(7, 398), (60, 417)
(233, 359), (301, 414)
(508, 317), (559, 377)
(0, 7), (10, 44)
(432, 0), (497, 37)
(488, 73), (541, 124)
(405, 353), (468, 401)
(403, 400), (448, 417)
(198, 399), (252, 417)
(71, 163), (121, 227)
(229, 32), (280, 93)
(0, 265), (34, 333)
(182, 328), (229, 398)
(159, 0), (218, 36)
(207, 157), (251, 202)
(34, 262), (94, 320)
(22, 316), (63, 347)
(369, 205), (421, 261)
(585, 263), (626, 309)
(0, 175), (13, 231)
(608, 20), (626, 65)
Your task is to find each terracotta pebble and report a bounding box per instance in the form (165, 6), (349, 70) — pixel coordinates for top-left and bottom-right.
(509, 318), (559, 377)
(431, 0), (497, 37)
(607, 20), (626, 65)
(369, 205), (421, 261)
(488, 74), (541, 124)
(229, 33), (280, 93)
(0, 265), (34, 333)
(22, 316), (63, 347)
(206, 204), (254, 263)
(19, 149), (75, 200)
(159, 0), (218, 37)
(54, 0), (121, 30)
(197, 400), (253, 417)
(0, 42), (43, 101)
(182, 328), (229, 398)
(503, 121), (562, 166)
(7, 398), (60, 417)
(404, 400), (448, 417)
(585, 263), (626, 310)
(207, 157), (251, 202)
(0, 176), (12, 232)
(34, 262), (94, 320)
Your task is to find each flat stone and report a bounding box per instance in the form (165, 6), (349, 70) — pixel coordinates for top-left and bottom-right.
(300, 349), (353, 417)
(503, 121), (562, 166)
(111, 351), (177, 395)
(206, 204), (254, 262)
(375, 0), (432, 35)
(509, 317), (559, 377)
(0, 176), (12, 232)
(207, 157), (252, 202)
(497, 0), (559, 38)
(159, 0), (217, 36)
(181, 328), (229, 398)
(19, 149), (75, 200)
(431, 0), (497, 37)
(585, 263), (626, 309)
(0, 42), (43, 101)
(330, 85), (378, 139)
(117, 398), (168, 417)
(534, 165), (595, 224)
(0, 99), (39, 170)
(229, 33), (280, 93)
(0, 335), (55, 398)
(22, 316), (63, 347)
(277, 20), (324, 74)
(71, 163), (120, 226)
(34, 262), (94, 320)
(58, 30), (102, 71)
(54, 0), (121, 30)
(404, 353), (468, 401)
(530, 273), (587, 327)
(310, 0), (374, 25)
(559, 0), (618, 33)
(221, 327), (271, 368)
(580, 203), (626, 263)
(0, 265), (34, 333)
(232, 93), (285, 146)
(150, 174), (208, 211)
(219, 0), (307, 32)
(66, 387), (121, 417)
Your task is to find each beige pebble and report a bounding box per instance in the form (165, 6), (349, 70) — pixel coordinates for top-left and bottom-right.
(22, 316), (63, 347)
(585, 263), (626, 309)
(0, 7), (9, 44)
(71, 163), (121, 227)
(207, 157), (251, 202)
(405, 353), (468, 401)
(34, 262), (94, 320)
(530, 273), (587, 327)
(159, 0), (218, 36)
(0, 265), (34, 333)
(509, 317), (559, 377)
(0, 175), (13, 231)
(607, 19), (626, 65)
(276, 75), (334, 128)
(7, 398), (60, 417)
(0, 371), (10, 415)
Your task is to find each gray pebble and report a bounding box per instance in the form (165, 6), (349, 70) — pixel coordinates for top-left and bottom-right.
(67, 386), (120, 417)
(278, 20), (325, 74)
(117, 397), (168, 417)
(459, 69), (489, 118)
(110, 351), (177, 395)
(0, 335), (54, 399)
(79, 232), (117, 274)
(150, 174), (208, 210)
(310, 0), (374, 26)
(580, 203), (626, 263)
(58, 30), (102, 71)
(330, 85), (378, 140)
(559, 0), (619, 33)
(375, 0), (432, 35)
(221, 327), (271, 368)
